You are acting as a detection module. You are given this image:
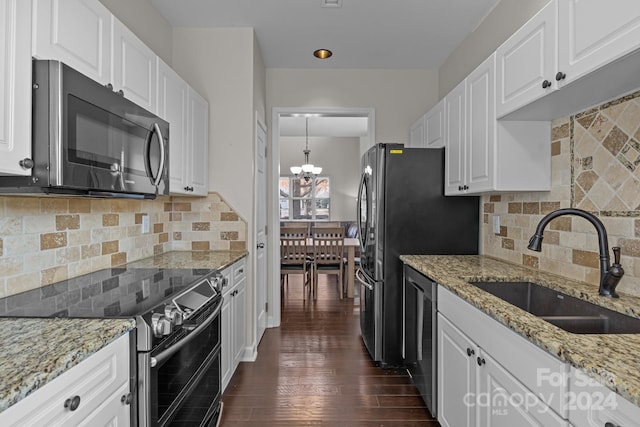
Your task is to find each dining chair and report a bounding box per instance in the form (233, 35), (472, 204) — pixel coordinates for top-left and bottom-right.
(280, 227), (313, 299)
(311, 226), (345, 299)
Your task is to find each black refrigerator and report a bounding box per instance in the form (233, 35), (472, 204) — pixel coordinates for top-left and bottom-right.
(356, 143), (479, 366)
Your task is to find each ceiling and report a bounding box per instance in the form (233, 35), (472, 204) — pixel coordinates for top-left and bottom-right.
(149, 0), (500, 69)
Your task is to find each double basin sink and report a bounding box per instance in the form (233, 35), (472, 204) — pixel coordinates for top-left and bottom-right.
(470, 281), (640, 334)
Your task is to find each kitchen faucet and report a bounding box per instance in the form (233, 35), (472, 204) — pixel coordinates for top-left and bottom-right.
(527, 208), (624, 298)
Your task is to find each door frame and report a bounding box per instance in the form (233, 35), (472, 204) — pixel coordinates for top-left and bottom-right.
(268, 107), (376, 327)
(253, 112), (268, 351)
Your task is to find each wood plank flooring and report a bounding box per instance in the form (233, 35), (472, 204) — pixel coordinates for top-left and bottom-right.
(220, 274), (439, 426)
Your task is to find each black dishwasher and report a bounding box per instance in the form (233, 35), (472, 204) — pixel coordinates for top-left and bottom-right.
(403, 265), (437, 417)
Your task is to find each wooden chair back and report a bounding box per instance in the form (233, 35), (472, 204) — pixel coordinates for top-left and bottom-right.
(311, 227), (345, 266)
(280, 227), (309, 267)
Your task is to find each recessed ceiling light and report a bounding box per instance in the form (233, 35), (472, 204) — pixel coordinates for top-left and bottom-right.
(321, 0), (342, 8)
(313, 49), (333, 59)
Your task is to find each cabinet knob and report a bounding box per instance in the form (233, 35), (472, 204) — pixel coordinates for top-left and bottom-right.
(458, 185), (463, 191)
(105, 83), (114, 90)
(541, 79), (552, 89)
(476, 357), (486, 366)
(121, 392), (133, 405)
(19, 158), (34, 169)
(604, 423), (620, 427)
(555, 71), (566, 81)
(117, 89), (124, 96)
(466, 348), (475, 357)
(463, 185), (469, 190)
(257, 243), (265, 249)
(64, 395), (81, 411)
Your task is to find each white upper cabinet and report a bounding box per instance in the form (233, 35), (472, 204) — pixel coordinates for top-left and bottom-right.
(424, 100), (444, 148)
(0, 0), (32, 176)
(409, 100), (444, 149)
(495, 0), (558, 118)
(32, 0), (112, 85)
(187, 87), (209, 196)
(558, 0), (640, 88)
(409, 114), (426, 148)
(465, 56), (494, 193)
(445, 54), (550, 195)
(444, 79), (466, 195)
(158, 60), (188, 193)
(497, 0), (640, 119)
(111, 18), (158, 114)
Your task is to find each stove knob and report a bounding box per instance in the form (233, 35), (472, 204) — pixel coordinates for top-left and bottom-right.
(165, 304), (184, 326)
(151, 313), (172, 337)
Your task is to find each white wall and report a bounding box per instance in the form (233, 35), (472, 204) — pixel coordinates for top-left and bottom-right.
(438, 0), (550, 97)
(280, 136), (360, 221)
(172, 27), (257, 220)
(98, 0), (173, 65)
(267, 69), (439, 144)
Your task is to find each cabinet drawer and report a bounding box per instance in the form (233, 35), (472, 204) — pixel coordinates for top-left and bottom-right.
(1, 334), (130, 426)
(569, 366), (640, 427)
(233, 259), (247, 282)
(438, 286), (568, 417)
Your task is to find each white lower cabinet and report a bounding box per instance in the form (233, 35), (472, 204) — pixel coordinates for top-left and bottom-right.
(221, 258), (247, 391)
(0, 333), (131, 426)
(438, 286), (569, 427)
(569, 366), (640, 427)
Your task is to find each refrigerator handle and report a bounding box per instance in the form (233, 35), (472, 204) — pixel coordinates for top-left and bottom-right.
(356, 172), (367, 252)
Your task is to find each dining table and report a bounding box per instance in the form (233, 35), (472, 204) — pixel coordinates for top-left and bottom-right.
(302, 237), (360, 298)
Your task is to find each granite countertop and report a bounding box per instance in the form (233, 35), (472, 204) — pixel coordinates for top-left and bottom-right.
(0, 318), (135, 413)
(124, 249), (248, 270)
(401, 254), (640, 407)
(0, 249), (247, 415)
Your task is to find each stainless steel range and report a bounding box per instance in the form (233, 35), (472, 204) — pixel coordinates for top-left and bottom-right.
(0, 267), (225, 427)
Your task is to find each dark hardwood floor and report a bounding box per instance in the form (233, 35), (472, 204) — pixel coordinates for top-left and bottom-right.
(219, 273), (438, 426)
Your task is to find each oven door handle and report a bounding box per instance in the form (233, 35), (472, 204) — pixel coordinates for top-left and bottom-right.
(150, 302), (221, 368)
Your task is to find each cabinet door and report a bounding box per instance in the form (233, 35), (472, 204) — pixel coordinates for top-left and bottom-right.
(444, 80), (466, 195)
(409, 114), (426, 148)
(32, 0), (111, 85)
(0, 334), (130, 426)
(495, 0), (557, 118)
(221, 288), (233, 391)
(438, 314), (478, 427)
(558, 0), (640, 87)
(78, 382), (131, 427)
(0, 0), (31, 176)
(187, 87), (209, 196)
(425, 100), (444, 148)
(477, 351), (567, 427)
(111, 18), (157, 114)
(158, 60), (189, 194)
(233, 274), (247, 370)
(569, 367), (640, 427)
(465, 54), (495, 193)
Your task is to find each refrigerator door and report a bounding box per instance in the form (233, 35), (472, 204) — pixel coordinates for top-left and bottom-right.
(357, 146), (378, 279)
(357, 267), (383, 361)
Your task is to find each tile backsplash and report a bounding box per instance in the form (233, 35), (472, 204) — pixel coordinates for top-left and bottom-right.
(483, 90), (640, 297)
(0, 192), (246, 298)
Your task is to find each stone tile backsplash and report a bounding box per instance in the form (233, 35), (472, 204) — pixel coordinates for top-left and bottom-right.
(483, 90), (640, 297)
(0, 192), (246, 298)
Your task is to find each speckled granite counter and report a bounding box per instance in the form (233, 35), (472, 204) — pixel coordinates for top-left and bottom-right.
(0, 318), (135, 413)
(125, 249), (248, 270)
(401, 254), (640, 407)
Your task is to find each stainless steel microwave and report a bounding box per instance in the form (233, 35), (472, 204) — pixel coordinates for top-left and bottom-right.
(0, 59), (169, 199)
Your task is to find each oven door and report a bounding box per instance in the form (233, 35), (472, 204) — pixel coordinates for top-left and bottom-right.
(139, 301), (221, 427)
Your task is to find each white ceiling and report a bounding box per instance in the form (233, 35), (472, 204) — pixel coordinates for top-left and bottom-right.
(149, 0), (500, 69)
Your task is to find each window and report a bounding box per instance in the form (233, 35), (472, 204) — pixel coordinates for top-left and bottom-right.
(279, 177), (330, 220)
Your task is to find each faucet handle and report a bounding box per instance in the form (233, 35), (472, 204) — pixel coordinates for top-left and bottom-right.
(612, 247), (621, 265)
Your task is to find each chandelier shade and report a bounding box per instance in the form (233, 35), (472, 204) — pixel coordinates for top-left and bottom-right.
(290, 117), (322, 181)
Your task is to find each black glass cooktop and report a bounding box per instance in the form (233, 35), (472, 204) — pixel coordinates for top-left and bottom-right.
(0, 267), (213, 318)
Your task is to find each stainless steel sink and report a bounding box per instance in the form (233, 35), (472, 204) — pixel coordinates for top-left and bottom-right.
(469, 281), (640, 334)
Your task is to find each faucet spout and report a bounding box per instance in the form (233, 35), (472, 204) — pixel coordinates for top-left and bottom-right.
(527, 208), (624, 298)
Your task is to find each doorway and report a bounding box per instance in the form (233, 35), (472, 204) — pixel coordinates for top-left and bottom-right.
(268, 107), (375, 327)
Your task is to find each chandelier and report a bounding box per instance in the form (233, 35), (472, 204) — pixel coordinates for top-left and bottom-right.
(290, 117), (322, 182)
